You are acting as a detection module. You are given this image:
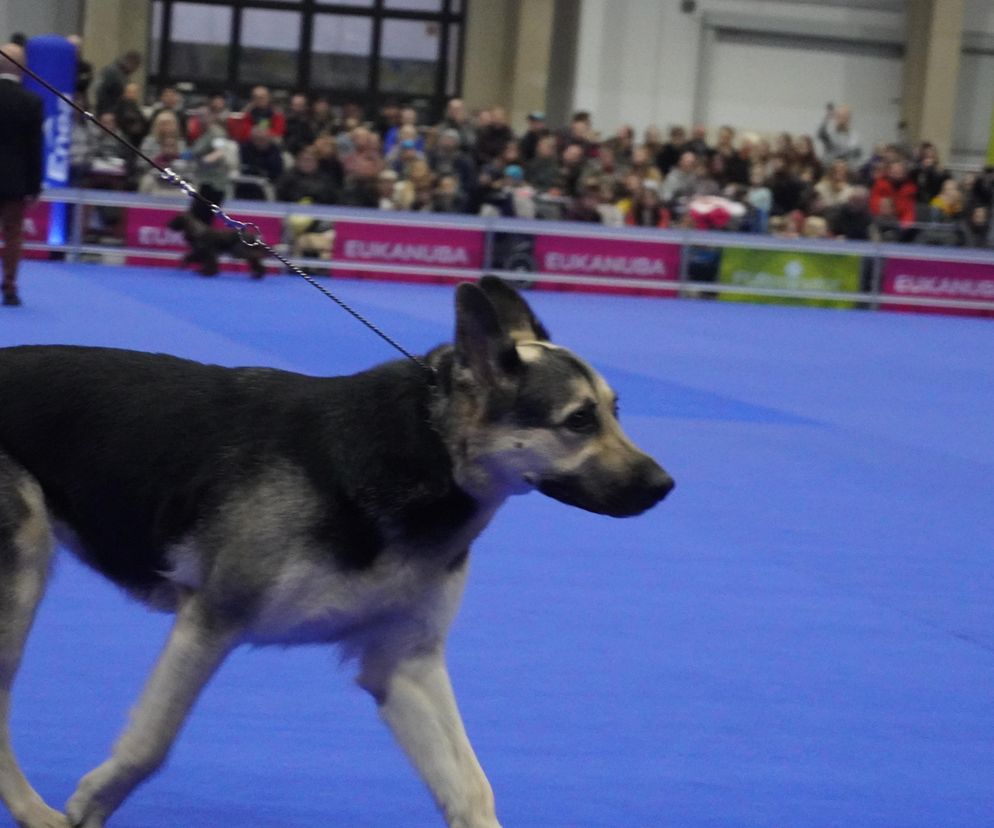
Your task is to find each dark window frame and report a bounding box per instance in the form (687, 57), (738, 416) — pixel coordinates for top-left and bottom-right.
(149, 0), (466, 119)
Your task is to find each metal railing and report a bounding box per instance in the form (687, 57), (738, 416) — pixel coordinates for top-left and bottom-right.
(18, 188), (994, 316)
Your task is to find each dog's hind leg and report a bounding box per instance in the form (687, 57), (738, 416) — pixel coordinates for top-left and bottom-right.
(0, 466), (67, 828)
(65, 595), (239, 828)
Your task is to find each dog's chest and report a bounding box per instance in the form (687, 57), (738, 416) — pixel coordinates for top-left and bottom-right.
(244, 541), (471, 645)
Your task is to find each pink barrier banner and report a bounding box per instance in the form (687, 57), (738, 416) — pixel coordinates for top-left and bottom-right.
(331, 220), (485, 284)
(882, 256), (994, 317)
(124, 206), (282, 274)
(532, 233), (680, 295)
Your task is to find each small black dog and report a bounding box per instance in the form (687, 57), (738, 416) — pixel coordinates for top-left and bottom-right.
(166, 212), (267, 279)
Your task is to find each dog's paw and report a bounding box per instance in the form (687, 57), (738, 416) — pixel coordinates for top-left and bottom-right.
(11, 801), (69, 828)
(64, 774), (109, 828)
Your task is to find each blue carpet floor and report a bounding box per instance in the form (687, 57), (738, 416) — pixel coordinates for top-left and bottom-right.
(1, 261), (992, 827)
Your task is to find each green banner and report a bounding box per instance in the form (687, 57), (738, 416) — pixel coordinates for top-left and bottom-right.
(718, 248), (862, 308)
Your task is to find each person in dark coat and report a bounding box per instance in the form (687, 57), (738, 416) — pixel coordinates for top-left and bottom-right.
(0, 44), (44, 306)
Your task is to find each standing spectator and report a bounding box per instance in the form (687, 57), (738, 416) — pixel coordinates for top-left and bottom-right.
(518, 111), (548, 163)
(0, 43), (43, 306)
(870, 159), (917, 226)
(912, 142), (951, 204)
(188, 106), (232, 222)
(817, 103), (861, 165)
(283, 93), (315, 156)
(114, 81), (148, 148)
(94, 50), (141, 116)
(148, 86), (188, 139)
(67, 35), (93, 109)
(656, 125), (688, 175)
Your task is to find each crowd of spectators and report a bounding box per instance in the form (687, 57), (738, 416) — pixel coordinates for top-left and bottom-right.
(70, 49), (994, 250)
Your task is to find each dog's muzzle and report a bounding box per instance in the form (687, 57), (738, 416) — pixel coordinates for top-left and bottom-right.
(538, 457), (674, 518)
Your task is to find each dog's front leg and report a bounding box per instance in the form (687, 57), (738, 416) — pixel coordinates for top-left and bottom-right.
(359, 646), (501, 828)
(65, 595), (239, 828)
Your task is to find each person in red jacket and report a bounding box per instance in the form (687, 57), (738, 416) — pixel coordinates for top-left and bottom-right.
(870, 159), (917, 225)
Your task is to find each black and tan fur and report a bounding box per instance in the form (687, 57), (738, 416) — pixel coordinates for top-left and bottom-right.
(0, 276), (672, 828)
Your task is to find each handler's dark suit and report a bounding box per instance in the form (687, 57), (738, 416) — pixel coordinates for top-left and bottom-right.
(0, 73), (44, 304)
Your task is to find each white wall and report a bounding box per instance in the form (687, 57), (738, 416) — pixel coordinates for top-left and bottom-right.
(1, 0), (83, 39)
(572, 0), (994, 164)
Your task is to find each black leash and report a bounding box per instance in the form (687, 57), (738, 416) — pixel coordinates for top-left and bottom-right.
(0, 46), (433, 377)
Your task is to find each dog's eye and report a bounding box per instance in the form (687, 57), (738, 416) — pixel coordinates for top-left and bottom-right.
(563, 406), (597, 433)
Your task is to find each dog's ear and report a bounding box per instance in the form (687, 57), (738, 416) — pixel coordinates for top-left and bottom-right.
(454, 282), (522, 384)
(478, 275), (550, 342)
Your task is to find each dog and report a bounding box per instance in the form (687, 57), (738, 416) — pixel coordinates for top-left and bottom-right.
(0, 276), (673, 828)
(166, 212), (267, 279)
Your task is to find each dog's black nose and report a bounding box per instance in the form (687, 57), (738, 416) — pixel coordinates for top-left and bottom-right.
(648, 467), (675, 502)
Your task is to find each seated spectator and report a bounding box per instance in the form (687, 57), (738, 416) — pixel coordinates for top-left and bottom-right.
(84, 112), (133, 183)
(624, 182), (670, 228)
(240, 124), (284, 182)
(792, 134), (822, 183)
(207, 93), (230, 123)
(431, 174), (467, 213)
(828, 186), (875, 241)
(243, 85), (285, 137)
(283, 93), (315, 156)
(656, 126), (688, 175)
(387, 127), (426, 172)
(475, 106), (514, 165)
(873, 196), (903, 241)
(746, 167), (773, 232)
(342, 126), (383, 179)
(913, 142), (951, 204)
(661, 150), (698, 205)
(814, 159), (854, 209)
(686, 124), (711, 158)
(642, 124), (664, 163)
(384, 106), (423, 156)
(929, 178), (964, 221)
(140, 110), (187, 160)
(870, 159), (917, 225)
(558, 111), (595, 157)
(341, 155), (380, 208)
(525, 134), (562, 193)
(767, 155), (807, 215)
(148, 85), (187, 139)
(436, 97), (475, 155)
(114, 82), (147, 148)
(312, 133), (345, 191)
(801, 215), (831, 239)
(604, 124), (635, 165)
(518, 111), (549, 163)
(563, 180), (603, 223)
(629, 145), (662, 183)
(139, 136), (191, 196)
(310, 96), (338, 138)
(505, 165), (537, 219)
(960, 205), (991, 247)
(428, 129), (476, 197)
(276, 147), (338, 204)
(559, 143), (588, 198)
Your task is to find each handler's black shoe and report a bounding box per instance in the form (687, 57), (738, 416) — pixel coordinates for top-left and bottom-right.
(2, 288), (21, 306)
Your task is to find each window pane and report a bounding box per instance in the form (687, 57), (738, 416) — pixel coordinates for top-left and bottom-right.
(168, 2), (231, 81)
(446, 22), (459, 96)
(150, 1), (163, 77)
(239, 8), (301, 88)
(379, 19), (440, 94)
(311, 14), (372, 91)
(385, 0), (443, 11)
(327, 0), (373, 6)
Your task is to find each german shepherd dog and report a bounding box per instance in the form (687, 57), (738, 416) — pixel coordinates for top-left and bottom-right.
(165, 212), (267, 279)
(0, 276), (673, 828)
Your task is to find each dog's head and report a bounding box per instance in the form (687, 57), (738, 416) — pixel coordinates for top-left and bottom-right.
(438, 276), (673, 517)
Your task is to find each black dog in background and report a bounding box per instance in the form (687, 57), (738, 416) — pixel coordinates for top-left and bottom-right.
(166, 212), (267, 279)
